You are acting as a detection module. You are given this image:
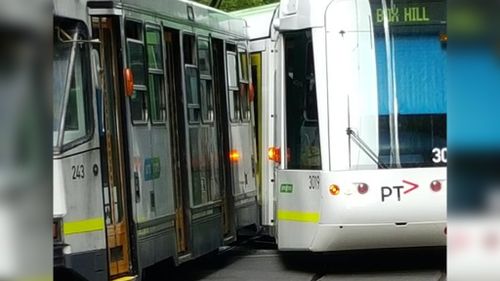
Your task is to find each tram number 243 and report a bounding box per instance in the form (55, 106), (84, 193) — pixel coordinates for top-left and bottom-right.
(72, 164), (85, 180)
(432, 147), (447, 164)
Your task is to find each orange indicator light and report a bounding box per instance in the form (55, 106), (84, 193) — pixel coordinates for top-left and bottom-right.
(267, 147), (281, 163)
(329, 184), (340, 196)
(229, 149), (240, 163)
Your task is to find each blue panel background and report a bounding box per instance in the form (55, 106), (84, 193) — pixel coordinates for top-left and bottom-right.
(376, 35), (446, 115)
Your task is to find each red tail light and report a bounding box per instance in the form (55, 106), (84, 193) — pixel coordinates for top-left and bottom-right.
(357, 183), (369, 194)
(430, 180), (442, 192)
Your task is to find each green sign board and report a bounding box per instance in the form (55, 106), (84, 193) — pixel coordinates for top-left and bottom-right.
(144, 157), (161, 181)
(280, 184), (294, 194)
(370, 1), (446, 26)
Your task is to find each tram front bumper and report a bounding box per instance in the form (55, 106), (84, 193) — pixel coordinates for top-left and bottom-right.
(309, 221), (446, 251)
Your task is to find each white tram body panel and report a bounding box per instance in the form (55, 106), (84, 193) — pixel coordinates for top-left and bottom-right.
(53, 0), (109, 279)
(233, 3), (279, 227)
(276, 168), (446, 251)
(245, 0), (447, 251)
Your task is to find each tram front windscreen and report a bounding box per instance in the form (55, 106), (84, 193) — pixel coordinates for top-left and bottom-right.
(371, 0), (447, 169)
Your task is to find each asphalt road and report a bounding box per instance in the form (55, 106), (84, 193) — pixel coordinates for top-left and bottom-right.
(145, 237), (446, 281)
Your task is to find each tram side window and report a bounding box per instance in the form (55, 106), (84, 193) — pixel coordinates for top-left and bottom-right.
(284, 30), (321, 170)
(126, 20), (148, 124)
(54, 41), (92, 147)
(239, 52), (251, 122)
(226, 51), (240, 122)
(198, 38), (214, 123)
(185, 66), (200, 123)
(183, 34), (196, 65)
(183, 34), (200, 123)
(146, 27), (166, 123)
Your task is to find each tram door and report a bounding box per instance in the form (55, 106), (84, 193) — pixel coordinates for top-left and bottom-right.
(92, 16), (132, 277)
(164, 28), (189, 254)
(212, 38), (234, 238)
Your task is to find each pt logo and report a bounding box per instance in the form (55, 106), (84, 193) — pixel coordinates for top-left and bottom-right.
(381, 180), (419, 202)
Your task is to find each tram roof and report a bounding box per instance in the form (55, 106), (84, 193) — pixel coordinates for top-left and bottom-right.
(277, 0), (342, 30)
(88, 0), (248, 38)
(231, 3), (279, 40)
(53, 0), (88, 23)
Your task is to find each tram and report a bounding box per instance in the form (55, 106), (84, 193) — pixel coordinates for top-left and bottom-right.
(53, 0), (258, 280)
(237, 0), (447, 251)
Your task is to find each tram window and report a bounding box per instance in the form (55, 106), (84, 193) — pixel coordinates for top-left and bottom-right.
(146, 28), (163, 70)
(227, 52), (240, 122)
(185, 66), (201, 123)
(227, 53), (238, 88)
(148, 75), (165, 122)
(127, 39), (148, 123)
(239, 52), (251, 122)
(198, 38), (214, 123)
(198, 38), (211, 76)
(200, 80), (214, 123)
(56, 43), (92, 146)
(240, 83), (250, 122)
(125, 20), (143, 41)
(183, 34), (196, 65)
(127, 41), (146, 86)
(284, 30), (321, 170)
(146, 27), (166, 123)
(304, 42), (318, 121)
(239, 52), (249, 82)
(130, 90), (147, 121)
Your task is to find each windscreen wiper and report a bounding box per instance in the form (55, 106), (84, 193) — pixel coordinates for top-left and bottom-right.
(346, 127), (387, 169)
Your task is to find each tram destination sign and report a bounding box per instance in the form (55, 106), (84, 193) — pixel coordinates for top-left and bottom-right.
(370, 0), (446, 26)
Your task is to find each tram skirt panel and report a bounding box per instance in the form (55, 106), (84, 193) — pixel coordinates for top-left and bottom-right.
(276, 170), (322, 250)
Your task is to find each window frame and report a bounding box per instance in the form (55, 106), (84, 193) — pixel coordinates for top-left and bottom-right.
(54, 29), (95, 154)
(226, 50), (241, 123)
(145, 23), (167, 125)
(197, 36), (214, 124)
(283, 29), (322, 170)
(238, 49), (251, 123)
(125, 17), (150, 126)
(185, 64), (201, 124)
(127, 37), (149, 125)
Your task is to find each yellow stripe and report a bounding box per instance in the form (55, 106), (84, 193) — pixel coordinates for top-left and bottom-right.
(64, 217), (105, 235)
(277, 210), (320, 223)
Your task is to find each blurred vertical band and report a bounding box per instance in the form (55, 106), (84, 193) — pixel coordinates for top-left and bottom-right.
(448, 0), (500, 279)
(0, 0), (51, 280)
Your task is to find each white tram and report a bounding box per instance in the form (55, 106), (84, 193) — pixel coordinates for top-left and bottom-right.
(238, 0), (447, 251)
(53, 0), (258, 280)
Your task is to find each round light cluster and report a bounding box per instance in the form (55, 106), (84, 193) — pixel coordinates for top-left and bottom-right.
(430, 180), (442, 192)
(357, 183), (369, 194)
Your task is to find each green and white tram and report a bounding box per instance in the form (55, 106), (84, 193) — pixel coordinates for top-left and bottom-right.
(54, 0), (258, 280)
(239, 0), (447, 251)
(53, 0), (106, 279)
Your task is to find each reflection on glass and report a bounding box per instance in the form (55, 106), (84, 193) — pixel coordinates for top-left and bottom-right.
(146, 29), (163, 70)
(53, 39), (89, 147)
(284, 30), (321, 170)
(127, 41), (146, 86)
(198, 39), (211, 76)
(371, 0), (447, 168)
